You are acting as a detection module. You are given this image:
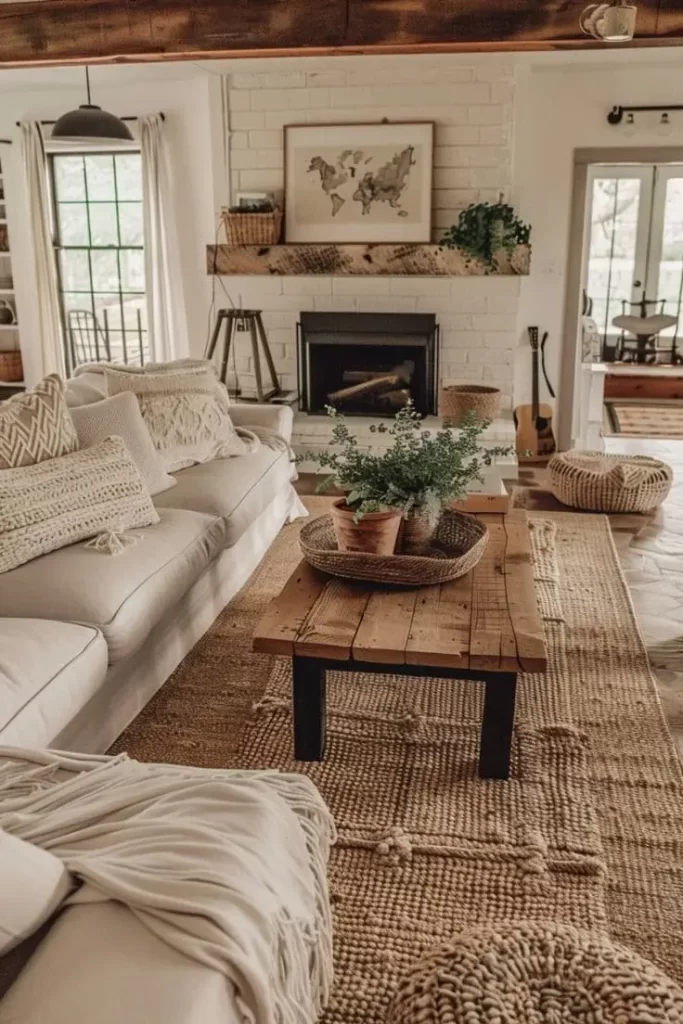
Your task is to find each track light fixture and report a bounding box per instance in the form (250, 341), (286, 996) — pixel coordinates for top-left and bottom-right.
(580, 1), (637, 42)
(607, 104), (683, 129)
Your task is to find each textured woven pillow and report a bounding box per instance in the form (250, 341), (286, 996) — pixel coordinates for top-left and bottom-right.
(0, 828), (72, 954)
(104, 362), (247, 472)
(0, 375), (78, 469)
(69, 392), (176, 496)
(0, 436), (160, 574)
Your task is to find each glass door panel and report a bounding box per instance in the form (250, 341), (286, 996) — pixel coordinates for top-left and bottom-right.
(647, 167), (683, 341)
(583, 167), (654, 348)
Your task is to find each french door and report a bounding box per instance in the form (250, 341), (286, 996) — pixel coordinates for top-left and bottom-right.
(583, 164), (683, 350)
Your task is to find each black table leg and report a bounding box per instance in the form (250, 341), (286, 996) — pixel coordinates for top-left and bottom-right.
(292, 656), (326, 761)
(479, 673), (517, 780)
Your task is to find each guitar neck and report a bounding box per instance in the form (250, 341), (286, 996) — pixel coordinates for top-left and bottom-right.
(532, 349), (540, 420)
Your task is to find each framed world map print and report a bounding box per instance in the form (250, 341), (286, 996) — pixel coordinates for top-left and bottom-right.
(284, 121), (434, 243)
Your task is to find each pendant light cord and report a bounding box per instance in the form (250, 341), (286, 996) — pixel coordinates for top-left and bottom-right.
(85, 65), (92, 105)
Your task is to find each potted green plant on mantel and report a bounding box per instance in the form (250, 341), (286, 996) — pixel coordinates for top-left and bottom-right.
(300, 402), (511, 555)
(440, 200), (531, 274)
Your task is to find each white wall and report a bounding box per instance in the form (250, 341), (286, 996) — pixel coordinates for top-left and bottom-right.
(513, 55), (683, 440)
(217, 53), (519, 406)
(0, 67), (217, 381)
(3, 49), (683, 430)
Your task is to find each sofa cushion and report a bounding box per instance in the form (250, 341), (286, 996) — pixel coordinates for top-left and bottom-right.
(0, 829), (72, 954)
(154, 447), (293, 548)
(0, 375), (78, 469)
(0, 619), (107, 745)
(0, 510), (225, 664)
(0, 436), (160, 575)
(0, 902), (242, 1024)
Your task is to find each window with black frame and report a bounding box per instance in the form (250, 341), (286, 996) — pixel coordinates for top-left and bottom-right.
(50, 152), (147, 374)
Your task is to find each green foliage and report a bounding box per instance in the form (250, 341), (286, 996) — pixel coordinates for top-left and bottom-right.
(440, 202), (531, 269)
(299, 401), (512, 520)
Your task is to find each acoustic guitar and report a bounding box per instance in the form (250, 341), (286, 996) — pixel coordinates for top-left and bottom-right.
(514, 326), (557, 462)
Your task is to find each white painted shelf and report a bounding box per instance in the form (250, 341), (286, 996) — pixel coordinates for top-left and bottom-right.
(0, 380), (24, 389)
(0, 324), (18, 331)
(0, 289), (14, 295)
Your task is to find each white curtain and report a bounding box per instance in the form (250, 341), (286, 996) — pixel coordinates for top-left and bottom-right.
(139, 114), (189, 361)
(19, 121), (65, 379)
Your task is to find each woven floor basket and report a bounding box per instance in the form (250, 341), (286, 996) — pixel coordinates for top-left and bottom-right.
(440, 385), (501, 426)
(549, 450), (673, 514)
(221, 209), (282, 245)
(387, 922), (683, 1024)
(299, 509), (488, 586)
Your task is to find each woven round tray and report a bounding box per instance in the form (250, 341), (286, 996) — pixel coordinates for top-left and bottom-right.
(300, 509), (489, 586)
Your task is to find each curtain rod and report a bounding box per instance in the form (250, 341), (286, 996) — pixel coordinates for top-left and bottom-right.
(14, 112), (165, 128)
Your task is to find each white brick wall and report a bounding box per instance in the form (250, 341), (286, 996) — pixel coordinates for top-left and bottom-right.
(221, 55), (517, 409)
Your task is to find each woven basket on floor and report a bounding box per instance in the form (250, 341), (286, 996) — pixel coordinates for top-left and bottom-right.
(0, 351), (23, 382)
(440, 385), (501, 426)
(221, 208), (282, 245)
(387, 922), (683, 1024)
(548, 450), (672, 514)
(299, 509), (488, 586)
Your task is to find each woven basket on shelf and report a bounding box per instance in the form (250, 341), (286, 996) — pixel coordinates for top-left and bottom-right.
(0, 350), (23, 382)
(440, 385), (501, 426)
(548, 450), (672, 514)
(221, 208), (282, 245)
(299, 509), (488, 586)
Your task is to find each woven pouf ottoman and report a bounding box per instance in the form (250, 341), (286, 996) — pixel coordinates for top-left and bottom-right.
(548, 450), (672, 513)
(387, 922), (683, 1024)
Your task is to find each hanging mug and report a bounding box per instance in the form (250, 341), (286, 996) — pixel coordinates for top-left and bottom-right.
(0, 299), (16, 325)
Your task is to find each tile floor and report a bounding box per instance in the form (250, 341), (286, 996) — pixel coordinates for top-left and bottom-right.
(514, 436), (683, 762)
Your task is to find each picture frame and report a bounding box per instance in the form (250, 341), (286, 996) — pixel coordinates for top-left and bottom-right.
(284, 121), (434, 244)
(235, 191), (276, 212)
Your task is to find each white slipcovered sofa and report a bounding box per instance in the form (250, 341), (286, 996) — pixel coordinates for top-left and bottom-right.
(0, 373), (303, 752)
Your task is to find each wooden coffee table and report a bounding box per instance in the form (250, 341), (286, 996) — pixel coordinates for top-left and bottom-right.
(253, 511), (547, 780)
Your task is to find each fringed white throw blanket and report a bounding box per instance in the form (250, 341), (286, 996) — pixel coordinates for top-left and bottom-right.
(0, 748), (334, 1024)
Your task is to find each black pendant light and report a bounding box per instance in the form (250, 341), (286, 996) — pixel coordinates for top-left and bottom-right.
(52, 66), (134, 143)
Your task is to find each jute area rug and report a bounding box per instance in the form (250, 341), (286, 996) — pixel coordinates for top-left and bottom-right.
(605, 398), (683, 439)
(113, 499), (683, 1021)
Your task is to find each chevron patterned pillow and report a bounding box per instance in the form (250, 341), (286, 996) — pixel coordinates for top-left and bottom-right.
(0, 375), (79, 470)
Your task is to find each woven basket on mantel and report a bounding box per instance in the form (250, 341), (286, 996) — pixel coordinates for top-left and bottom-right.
(299, 509), (489, 587)
(221, 208), (282, 245)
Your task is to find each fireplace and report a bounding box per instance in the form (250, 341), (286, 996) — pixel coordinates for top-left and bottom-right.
(297, 312), (438, 417)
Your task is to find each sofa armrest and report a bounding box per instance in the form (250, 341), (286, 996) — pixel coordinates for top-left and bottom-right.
(228, 403), (294, 445)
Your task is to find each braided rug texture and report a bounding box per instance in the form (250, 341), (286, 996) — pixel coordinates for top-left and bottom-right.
(387, 922), (683, 1024)
(110, 499), (683, 1023)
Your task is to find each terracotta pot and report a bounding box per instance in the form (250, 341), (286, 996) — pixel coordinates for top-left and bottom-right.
(330, 499), (402, 556)
(400, 507), (441, 554)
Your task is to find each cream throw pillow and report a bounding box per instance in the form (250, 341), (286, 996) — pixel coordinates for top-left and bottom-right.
(69, 392), (176, 496)
(0, 435), (160, 574)
(0, 374), (79, 469)
(0, 828), (72, 953)
(104, 362), (247, 472)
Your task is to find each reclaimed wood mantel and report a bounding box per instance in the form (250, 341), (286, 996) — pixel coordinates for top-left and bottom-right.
(207, 243), (530, 277)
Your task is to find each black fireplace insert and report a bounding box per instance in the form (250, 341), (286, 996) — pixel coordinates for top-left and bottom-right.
(297, 311), (438, 417)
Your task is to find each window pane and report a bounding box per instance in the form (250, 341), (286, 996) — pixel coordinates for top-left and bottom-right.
(90, 249), (120, 293)
(59, 250), (91, 292)
(655, 177), (683, 338)
(85, 155), (115, 201)
(89, 203), (119, 246)
(115, 154), (143, 201)
(62, 291), (93, 317)
(122, 294), (147, 331)
(54, 157), (86, 201)
(58, 203), (89, 246)
(120, 250), (145, 291)
(119, 203), (143, 246)
(585, 177), (641, 340)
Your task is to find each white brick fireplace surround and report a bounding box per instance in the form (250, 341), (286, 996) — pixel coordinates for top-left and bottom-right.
(216, 55), (519, 449)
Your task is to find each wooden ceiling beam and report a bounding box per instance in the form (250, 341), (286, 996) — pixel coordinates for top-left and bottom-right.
(0, 0), (680, 67)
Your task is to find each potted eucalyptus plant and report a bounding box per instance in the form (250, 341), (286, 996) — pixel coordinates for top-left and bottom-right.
(300, 402), (511, 555)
